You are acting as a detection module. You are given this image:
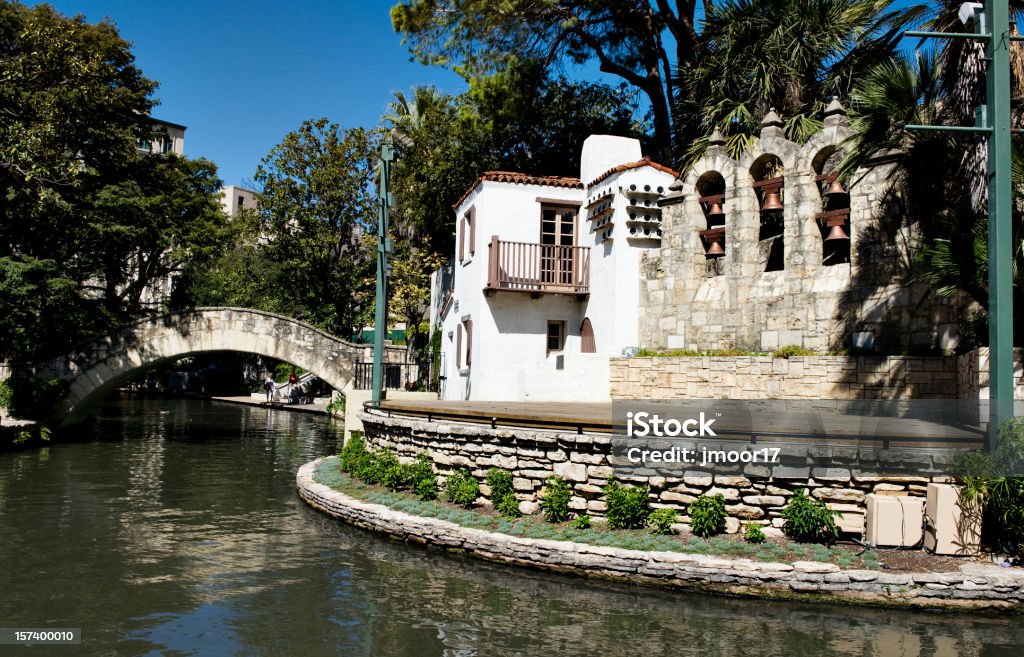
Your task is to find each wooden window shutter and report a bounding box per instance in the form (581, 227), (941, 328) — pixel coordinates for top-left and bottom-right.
(456, 323), (463, 368)
(581, 318), (596, 353)
(468, 210), (476, 255)
(458, 215), (465, 262)
(465, 319), (473, 366)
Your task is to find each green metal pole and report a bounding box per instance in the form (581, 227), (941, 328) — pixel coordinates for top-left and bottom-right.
(372, 136), (394, 403)
(985, 0), (1014, 448)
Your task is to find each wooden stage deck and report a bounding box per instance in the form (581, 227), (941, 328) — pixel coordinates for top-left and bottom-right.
(372, 399), (986, 449)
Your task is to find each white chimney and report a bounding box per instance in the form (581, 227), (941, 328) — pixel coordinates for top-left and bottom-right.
(580, 135), (642, 187)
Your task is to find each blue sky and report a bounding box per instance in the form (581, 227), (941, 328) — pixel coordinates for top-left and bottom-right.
(30, 1), (467, 187)
(30, 1), (932, 187)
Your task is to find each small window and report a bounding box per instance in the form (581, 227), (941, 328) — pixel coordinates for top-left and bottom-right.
(546, 320), (565, 354)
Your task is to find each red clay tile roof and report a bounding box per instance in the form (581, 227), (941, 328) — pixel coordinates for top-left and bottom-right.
(452, 171), (582, 210)
(586, 157), (679, 188)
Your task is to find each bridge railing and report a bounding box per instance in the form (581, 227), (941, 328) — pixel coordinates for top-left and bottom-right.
(351, 361), (434, 391)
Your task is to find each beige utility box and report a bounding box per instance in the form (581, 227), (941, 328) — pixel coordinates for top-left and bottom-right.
(864, 494), (925, 547)
(924, 483), (981, 556)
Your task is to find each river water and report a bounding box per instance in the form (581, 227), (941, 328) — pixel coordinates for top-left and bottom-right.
(0, 398), (1022, 657)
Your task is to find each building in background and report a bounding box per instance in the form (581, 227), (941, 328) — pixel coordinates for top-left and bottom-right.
(138, 117), (186, 156)
(218, 185), (260, 218)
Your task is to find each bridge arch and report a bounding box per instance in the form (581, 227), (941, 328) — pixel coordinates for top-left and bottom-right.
(48, 307), (380, 426)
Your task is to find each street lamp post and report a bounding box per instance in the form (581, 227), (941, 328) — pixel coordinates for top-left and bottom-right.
(905, 1), (1016, 448)
(371, 135), (394, 403)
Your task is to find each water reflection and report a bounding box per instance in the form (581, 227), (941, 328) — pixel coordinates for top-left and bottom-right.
(0, 399), (1020, 657)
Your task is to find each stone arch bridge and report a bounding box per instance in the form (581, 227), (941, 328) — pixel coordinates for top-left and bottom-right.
(40, 307), (404, 426)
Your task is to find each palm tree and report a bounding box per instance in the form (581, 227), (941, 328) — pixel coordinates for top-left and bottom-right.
(838, 3), (1024, 342)
(675, 0), (924, 167)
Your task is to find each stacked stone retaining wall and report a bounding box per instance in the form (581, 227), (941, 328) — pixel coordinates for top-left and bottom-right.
(360, 412), (960, 535)
(299, 458), (1024, 610)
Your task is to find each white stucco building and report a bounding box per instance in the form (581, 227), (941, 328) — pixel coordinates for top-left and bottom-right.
(138, 117), (186, 156)
(432, 135), (676, 401)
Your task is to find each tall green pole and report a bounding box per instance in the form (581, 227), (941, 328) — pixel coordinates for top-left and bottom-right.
(372, 136), (394, 403)
(985, 0), (1014, 448)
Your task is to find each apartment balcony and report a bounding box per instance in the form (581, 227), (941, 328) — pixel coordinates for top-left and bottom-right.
(485, 237), (590, 299)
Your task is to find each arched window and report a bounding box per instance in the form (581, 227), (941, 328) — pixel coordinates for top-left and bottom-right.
(812, 147), (851, 266)
(696, 171), (726, 266)
(750, 154), (785, 272)
(580, 318), (596, 353)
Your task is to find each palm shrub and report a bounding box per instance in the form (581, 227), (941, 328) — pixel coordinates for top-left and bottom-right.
(603, 479), (651, 530)
(950, 418), (1024, 560)
(443, 469), (480, 508)
(486, 467), (521, 517)
(688, 494), (728, 538)
(539, 476), (572, 523)
(781, 489), (840, 543)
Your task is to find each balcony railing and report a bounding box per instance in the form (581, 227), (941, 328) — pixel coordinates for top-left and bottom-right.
(485, 236), (590, 297)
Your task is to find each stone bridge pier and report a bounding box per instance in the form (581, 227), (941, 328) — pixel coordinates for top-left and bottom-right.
(39, 307), (402, 426)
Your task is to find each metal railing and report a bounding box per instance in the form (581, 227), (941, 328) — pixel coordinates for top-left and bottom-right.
(352, 361), (431, 391)
(486, 237), (590, 295)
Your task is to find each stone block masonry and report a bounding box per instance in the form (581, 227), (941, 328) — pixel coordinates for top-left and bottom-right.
(609, 349), (1024, 401)
(359, 412), (961, 538)
(299, 458), (1024, 610)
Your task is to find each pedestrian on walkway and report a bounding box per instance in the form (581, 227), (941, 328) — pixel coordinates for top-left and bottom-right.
(264, 373), (275, 402)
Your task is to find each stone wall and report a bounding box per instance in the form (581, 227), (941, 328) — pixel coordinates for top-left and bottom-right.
(299, 458), (1024, 610)
(610, 354), (960, 400)
(957, 347), (1024, 400)
(360, 412), (959, 537)
(640, 103), (965, 354)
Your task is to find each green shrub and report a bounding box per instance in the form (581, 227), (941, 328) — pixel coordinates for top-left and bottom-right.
(772, 345), (816, 359)
(378, 450), (412, 491)
(0, 374), (65, 420)
(950, 418), (1024, 559)
(485, 467), (520, 517)
(539, 476), (572, 523)
(688, 494), (728, 538)
(703, 348), (752, 357)
(744, 523), (767, 544)
(603, 479), (651, 530)
(357, 450), (388, 485)
(339, 434), (368, 475)
(781, 489), (840, 543)
(410, 454), (438, 500)
(635, 348), (701, 357)
(571, 515), (592, 530)
(649, 508), (678, 535)
(443, 469), (480, 508)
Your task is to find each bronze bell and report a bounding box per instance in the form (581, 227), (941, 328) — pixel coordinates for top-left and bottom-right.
(761, 188), (783, 211)
(826, 223), (849, 241)
(706, 202), (725, 218)
(824, 178), (847, 197)
(706, 237), (725, 257)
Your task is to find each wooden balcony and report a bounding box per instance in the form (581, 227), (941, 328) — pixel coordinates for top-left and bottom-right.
(485, 236), (590, 299)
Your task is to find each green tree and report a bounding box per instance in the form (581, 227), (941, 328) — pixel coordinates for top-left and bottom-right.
(0, 1), (228, 361)
(253, 119), (378, 338)
(391, 0), (695, 161)
(676, 0), (922, 165)
(838, 7), (1024, 334)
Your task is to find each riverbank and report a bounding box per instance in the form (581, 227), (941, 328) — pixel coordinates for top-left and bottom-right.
(211, 395), (330, 416)
(297, 456), (1024, 612)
